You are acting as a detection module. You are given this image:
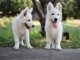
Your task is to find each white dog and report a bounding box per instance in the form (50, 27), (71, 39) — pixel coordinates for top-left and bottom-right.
(12, 7), (34, 49)
(45, 2), (63, 50)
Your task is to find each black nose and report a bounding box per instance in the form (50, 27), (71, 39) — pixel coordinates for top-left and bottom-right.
(32, 25), (35, 27)
(54, 18), (57, 22)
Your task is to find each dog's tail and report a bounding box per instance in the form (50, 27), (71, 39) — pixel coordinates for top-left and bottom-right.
(63, 32), (69, 40)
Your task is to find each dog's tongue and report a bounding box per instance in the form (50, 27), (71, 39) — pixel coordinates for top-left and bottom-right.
(53, 22), (57, 28)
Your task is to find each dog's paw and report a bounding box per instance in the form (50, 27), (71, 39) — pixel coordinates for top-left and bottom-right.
(44, 46), (50, 50)
(56, 46), (61, 51)
(27, 45), (33, 49)
(13, 46), (19, 49)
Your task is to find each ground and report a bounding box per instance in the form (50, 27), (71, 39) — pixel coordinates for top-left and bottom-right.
(0, 47), (80, 60)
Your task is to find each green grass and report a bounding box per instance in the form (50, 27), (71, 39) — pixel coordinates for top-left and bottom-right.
(0, 17), (80, 49)
(62, 19), (80, 49)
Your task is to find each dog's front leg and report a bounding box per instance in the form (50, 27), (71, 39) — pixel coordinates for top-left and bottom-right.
(25, 30), (33, 49)
(56, 32), (62, 50)
(13, 34), (19, 49)
(51, 41), (55, 49)
(45, 33), (51, 49)
(20, 37), (25, 46)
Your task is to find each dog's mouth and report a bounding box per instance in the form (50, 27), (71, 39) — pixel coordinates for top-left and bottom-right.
(51, 19), (57, 28)
(24, 23), (31, 31)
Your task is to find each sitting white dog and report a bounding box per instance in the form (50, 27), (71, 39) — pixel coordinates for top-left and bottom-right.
(45, 2), (63, 50)
(12, 7), (34, 49)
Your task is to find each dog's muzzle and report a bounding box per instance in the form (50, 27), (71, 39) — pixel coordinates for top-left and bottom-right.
(54, 18), (57, 23)
(24, 23), (35, 31)
(51, 19), (57, 28)
(24, 23), (31, 30)
(32, 25), (35, 27)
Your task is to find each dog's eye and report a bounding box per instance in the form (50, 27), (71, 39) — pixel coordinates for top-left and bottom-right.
(28, 20), (30, 21)
(52, 13), (54, 15)
(57, 14), (59, 15)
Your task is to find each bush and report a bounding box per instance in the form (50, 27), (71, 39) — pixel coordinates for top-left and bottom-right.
(0, 0), (33, 15)
(62, 0), (80, 20)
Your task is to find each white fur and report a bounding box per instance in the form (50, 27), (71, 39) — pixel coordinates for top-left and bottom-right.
(45, 2), (63, 50)
(12, 7), (34, 49)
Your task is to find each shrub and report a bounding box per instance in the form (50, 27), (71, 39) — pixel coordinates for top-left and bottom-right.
(0, 0), (33, 15)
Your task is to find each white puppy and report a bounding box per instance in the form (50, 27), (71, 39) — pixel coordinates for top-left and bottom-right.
(45, 2), (63, 50)
(12, 7), (34, 49)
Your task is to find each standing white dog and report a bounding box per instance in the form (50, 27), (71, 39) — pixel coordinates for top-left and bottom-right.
(12, 7), (34, 49)
(45, 2), (63, 50)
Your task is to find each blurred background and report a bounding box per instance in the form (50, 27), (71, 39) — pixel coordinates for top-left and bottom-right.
(0, 0), (80, 49)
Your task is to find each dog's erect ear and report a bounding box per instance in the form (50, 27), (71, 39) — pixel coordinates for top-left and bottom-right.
(21, 7), (28, 16)
(55, 2), (62, 12)
(24, 11), (27, 16)
(29, 8), (33, 13)
(47, 2), (54, 12)
(23, 7), (29, 16)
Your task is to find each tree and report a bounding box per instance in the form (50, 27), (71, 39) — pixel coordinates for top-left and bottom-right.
(0, 0), (33, 15)
(62, 0), (80, 19)
(32, 0), (61, 37)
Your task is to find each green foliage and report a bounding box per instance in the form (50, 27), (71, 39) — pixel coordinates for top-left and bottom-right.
(0, 0), (33, 15)
(62, 0), (80, 19)
(0, 17), (80, 49)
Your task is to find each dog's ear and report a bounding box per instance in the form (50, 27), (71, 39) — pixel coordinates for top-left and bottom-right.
(29, 8), (33, 13)
(47, 2), (54, 12)
(24, 11), (27, 16)
(55, 2), (62, 12)
(23, 7), (29, 16)
(20, 7), (28, 16)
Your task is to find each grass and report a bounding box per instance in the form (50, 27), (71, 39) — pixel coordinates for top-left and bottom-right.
(0, 17), (80, 49)
(62, 19), (80, 49)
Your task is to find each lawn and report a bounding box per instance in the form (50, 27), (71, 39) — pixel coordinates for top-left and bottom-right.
(0, 17), (80, 49)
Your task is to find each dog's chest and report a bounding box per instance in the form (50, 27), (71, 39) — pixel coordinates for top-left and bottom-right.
(20, 29), (25, 34)
(18, 28), (27, 37)
(49, 28), (59, 39)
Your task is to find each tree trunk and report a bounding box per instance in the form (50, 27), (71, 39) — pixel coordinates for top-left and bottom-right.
(32, 0), (61, 37)
(32, 0), (69, 39)
(32, 0), (45, 36)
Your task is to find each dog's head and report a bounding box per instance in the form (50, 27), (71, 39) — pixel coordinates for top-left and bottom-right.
(21, 7), (34, 31)
(47, 2), (62, 28)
